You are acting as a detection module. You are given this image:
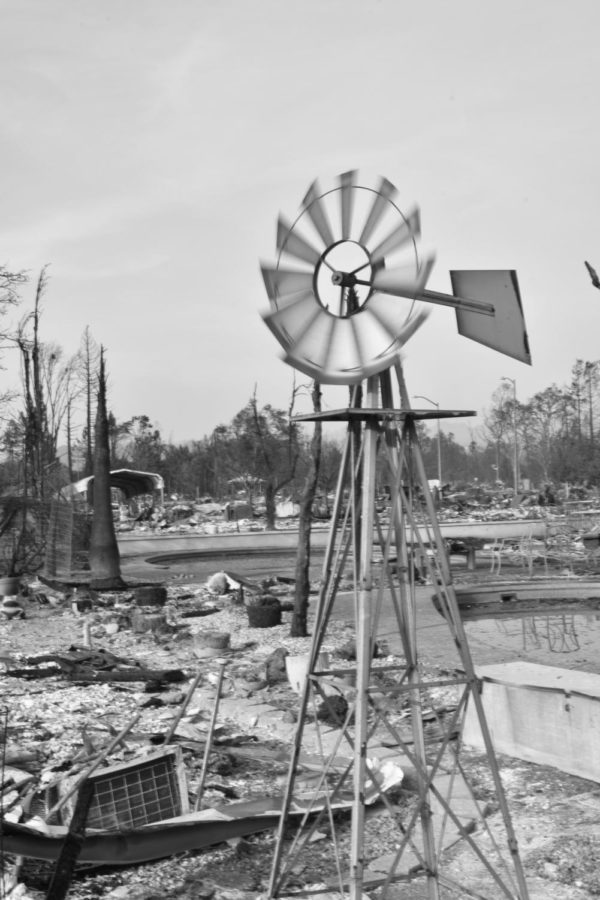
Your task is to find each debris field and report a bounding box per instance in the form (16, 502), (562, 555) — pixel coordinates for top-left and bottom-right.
(2, 572), (600, 900)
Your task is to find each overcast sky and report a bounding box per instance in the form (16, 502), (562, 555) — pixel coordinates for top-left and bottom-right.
(2, 0), (600, 446)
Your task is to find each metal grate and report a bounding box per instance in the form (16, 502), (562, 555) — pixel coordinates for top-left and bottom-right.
(60, 747), (189, 831)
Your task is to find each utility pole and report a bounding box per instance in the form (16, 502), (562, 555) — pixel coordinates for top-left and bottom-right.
(414, 394), (442, 488)
(502, 377), (519, 497)
(585, 362), (596, 453)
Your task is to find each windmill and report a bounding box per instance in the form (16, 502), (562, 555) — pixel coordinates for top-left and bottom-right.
(260, 172), (532, 900)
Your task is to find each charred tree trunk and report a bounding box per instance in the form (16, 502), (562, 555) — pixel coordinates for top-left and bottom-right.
(291, 381), (322, 637)
(85, 355), (93, 476)
(66, 399), (74, 483)
(249, 387), (299, 531)
(264, 481), (277, 530)
(89, 349), (126, 590)
(81, 326), (98, 477)
(31, 272), (46, 502)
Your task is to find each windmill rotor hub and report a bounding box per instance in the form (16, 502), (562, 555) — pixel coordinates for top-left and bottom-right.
(330, 270), (356, 288)
(316, 240), (372, 316)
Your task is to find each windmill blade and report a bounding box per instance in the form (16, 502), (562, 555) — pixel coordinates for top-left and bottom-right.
(276, 215), (322, 266)
(287, 310), (337, 371)
(279, 312), (370, 384)
(316, 315), (369, 381)
(365, 304), (429, 355)
(260, 264), (314, 305)
(262, 291), (322, 350)
(393, 305), (429, 344)
(277, 300), (428, 385)
(351, 305), (401, 364)
(349, 314), (368, 373)
(281, 349), (362, 385)
(370, 207), (421, 266)
(283, 348), (409, 385)
(359, 176), (398, 246)
(302, 180), (335, 248)
(314, 310), (424, 384)
(281, 317), (415, 385)
(264, 287), (315, 314)
(371, 256), (435, 299)
(366, 293), (415, 337)
(339, 170), (357, 240)
(354, 306), (428, 365)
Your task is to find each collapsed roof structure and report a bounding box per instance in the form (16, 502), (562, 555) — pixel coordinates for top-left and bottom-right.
(65, 469), (164, 504)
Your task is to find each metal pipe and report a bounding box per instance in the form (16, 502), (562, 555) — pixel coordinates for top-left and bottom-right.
(419, 288), (494, 316)
(194, 664), (226, 811)
(163, 670), (203, 745)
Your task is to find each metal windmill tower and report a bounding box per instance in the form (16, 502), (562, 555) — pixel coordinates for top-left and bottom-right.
(260, 171), (532, 900)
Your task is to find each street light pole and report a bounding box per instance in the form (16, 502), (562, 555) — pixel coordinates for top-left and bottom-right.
(414, 395), (442, 488)
(501, 377), (519, 497)
(585, 361), (595, 453)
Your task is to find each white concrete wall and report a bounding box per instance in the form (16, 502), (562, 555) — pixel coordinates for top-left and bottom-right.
(464, 661), (600, 782)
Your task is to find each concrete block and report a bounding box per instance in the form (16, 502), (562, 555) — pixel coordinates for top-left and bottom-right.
(464, 661), (600, 781)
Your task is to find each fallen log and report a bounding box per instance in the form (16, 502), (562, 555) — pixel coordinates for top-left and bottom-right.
(5, 647), (185, 684)
(24, 647), (142, 669)
(3, 665), (185, 684)
(2, 666), (64, 680)
(68, 667), (185, 684)
(3, 748), (42, 769)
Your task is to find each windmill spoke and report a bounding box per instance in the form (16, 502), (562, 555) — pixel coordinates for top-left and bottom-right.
(350, 260), (371, 275)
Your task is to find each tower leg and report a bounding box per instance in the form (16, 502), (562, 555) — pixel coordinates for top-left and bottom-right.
(350, 377), (378, 898)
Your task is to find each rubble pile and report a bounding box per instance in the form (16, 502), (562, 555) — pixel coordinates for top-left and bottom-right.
(0, 575), (377, 899)
(116, 499), (267, 537)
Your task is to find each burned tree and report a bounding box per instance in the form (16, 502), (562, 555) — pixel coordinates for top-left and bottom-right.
(78, 326), (101, 477)
(221, 391), (300, 529)
(89, 349), (126, 590)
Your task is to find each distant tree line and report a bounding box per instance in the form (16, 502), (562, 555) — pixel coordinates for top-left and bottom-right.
(417, 362), (600, 492)
(2, 271), (600, 531)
